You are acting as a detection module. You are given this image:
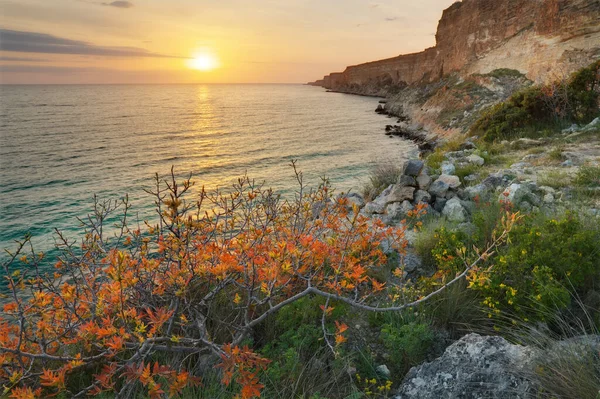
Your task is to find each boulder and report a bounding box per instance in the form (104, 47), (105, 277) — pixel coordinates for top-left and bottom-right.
(562, 124), (580, 134)
(363, 201), (386, 215)
(416, 173), (432, 190)
(375, 104), (387, 114)
(384, 201), (413, 225)
(429, 180), (450, 198)
(403, 160), (425, 177)
(441, 161), (456, 175)
(398, 175), (418, 187)
(583, 116), (600, 131)
(543, 193), (554, 204)
(434, 175), (461, 189)
(499, 183), (540, 208)
(414, 190), (432, 204)
(387, 185), (416, 203)
(442, 197), (467, 222)
(465, 183), (491, 201)
(482, 172), (504, 189)
(466, 154), (485, 166)
(433, 198), (447, 213)
(339, 193), (366, 209)
(395, 334), (536, 399)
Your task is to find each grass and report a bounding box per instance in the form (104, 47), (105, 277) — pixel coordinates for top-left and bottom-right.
(361, 163), (402, 201)
(548, 146), (565, 162)
(425, 138), (466, 170)
(538, 170), (572, 189)
(501, 297), (600, 399)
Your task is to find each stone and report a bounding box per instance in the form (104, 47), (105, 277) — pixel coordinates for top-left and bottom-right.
(562, 124), (580, 134)
(445, 150), (466, 160)
(403, 160), (425, 177)
(375, 104), (386, 114)
(429, 180), (450, 198)
(465, 183), (491, 201)
(384, 201), (413, 224)
(414, 190), (432, 204)
(463, 174), (479, 183)
(376, 364), (391, 379)
(510, 138), (544, 149)
(543, 193), (554, 203)
(466, 154), (485, 166)
(499, 183), (540, 208)
(395, 334), (536, 399)
(398, 175), (417, 187)
(387, 185), (416, 203)
(444, 191), (457, 200)
(416, 173), (432, 190)
(434, 174), (461, 189)
(433, 198), (447, 213)
(442, 197), (467, 222)
(340, 193), (366, 209)
(363, 201), (386, 215)
(583, 116), (600, 131)
(441, 161), (456, 175)
(460, 140), (477, 150)
(401, 252), (423, 273)
(561, 159), (574, 167)
(482, 172), (504, 188)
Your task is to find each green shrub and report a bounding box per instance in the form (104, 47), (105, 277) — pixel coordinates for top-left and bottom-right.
(469, 212), (600, 321)
(568, 60), (600, 123)
(380, 322), (435, 377)
(362, 163), (402, 201)
(470, 61), (600, 142)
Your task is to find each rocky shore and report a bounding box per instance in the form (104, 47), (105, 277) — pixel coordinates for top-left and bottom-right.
(339, 114), (600, 397)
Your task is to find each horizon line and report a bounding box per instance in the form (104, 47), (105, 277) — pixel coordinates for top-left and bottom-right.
(0, 82), (310, 86)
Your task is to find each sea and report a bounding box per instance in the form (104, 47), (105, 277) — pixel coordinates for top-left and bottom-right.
(0, 84), (415, 264)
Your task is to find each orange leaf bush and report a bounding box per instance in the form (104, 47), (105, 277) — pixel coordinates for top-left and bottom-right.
(0, 168), (407, 398)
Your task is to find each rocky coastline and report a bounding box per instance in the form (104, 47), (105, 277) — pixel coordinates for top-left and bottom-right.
(338, 110), (600, 396)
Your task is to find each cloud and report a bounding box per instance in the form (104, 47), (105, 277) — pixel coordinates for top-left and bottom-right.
(102, 1), (134, 8)
(0, 65), (103, 74)
(0, 29), (185, 58)
(385, 17), (399, 21)
(0, 56), (48, 62)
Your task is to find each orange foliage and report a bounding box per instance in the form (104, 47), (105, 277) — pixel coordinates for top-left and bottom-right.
(0, 170), (409, 397)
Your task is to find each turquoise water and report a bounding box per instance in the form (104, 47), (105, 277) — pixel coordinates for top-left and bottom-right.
(0, 84), (415, 262)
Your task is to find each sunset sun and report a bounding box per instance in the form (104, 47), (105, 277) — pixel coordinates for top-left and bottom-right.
(188, 52), (219, 71)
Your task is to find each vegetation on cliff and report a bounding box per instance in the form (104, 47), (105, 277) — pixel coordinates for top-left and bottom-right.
(471, 61), (600, 142)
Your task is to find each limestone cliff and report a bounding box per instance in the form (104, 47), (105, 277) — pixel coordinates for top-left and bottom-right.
(310, 0), (600, 95)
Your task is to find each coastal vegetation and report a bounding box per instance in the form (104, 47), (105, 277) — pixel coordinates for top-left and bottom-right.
(471, 60), (600, 141)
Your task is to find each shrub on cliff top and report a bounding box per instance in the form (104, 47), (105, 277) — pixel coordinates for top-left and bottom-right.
(471, 60), (600, 142)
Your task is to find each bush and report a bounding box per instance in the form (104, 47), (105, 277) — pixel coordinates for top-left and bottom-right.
(362, 163), (402, 201)
(380, 322), (435, 377)
(0, 170), (410, 398)
(471, 61), (600, 142)
(468, 212), (600, 321)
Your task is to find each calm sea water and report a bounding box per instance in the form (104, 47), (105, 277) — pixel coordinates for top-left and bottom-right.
(0, 84), (415, 261)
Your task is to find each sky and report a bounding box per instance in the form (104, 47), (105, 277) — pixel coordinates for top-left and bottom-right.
(0, 0), (458, 84)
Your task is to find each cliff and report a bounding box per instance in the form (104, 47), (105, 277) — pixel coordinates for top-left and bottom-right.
(310, 0), (600, 95)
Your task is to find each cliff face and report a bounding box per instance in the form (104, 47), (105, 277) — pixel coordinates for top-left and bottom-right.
(311, 0), (600, 95)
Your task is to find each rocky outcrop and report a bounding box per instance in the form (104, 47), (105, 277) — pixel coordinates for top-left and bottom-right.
(309, 0), (600, 95)
(395, 333), (537, 399)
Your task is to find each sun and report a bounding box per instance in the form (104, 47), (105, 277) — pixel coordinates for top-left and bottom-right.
(188, 52), (219, 71)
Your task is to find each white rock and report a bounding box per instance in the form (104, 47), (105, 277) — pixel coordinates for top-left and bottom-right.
(441, 161), (456, 175)
(466, 154), (485, 166)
